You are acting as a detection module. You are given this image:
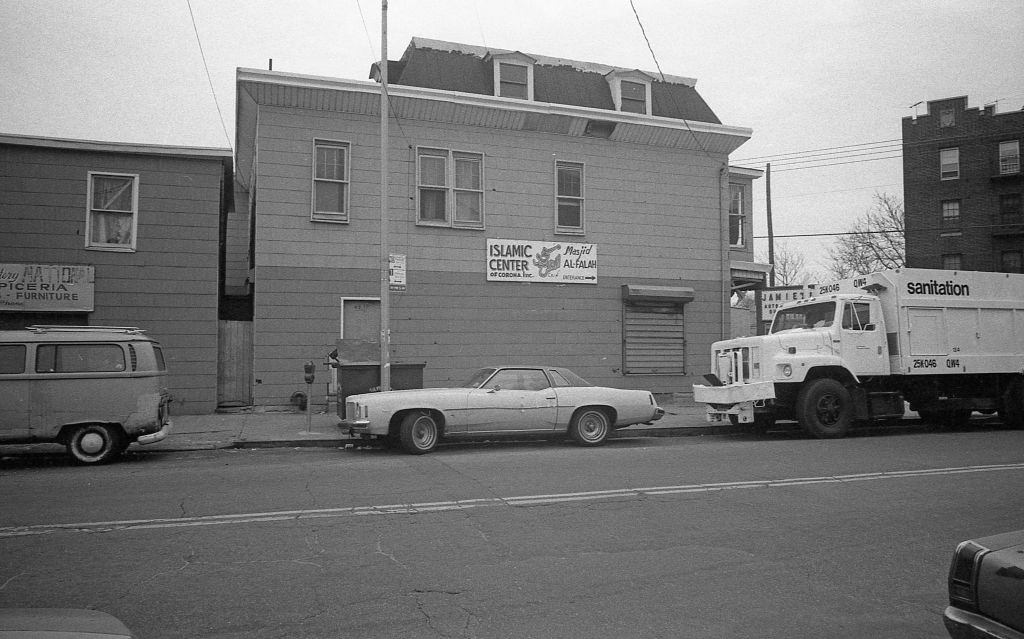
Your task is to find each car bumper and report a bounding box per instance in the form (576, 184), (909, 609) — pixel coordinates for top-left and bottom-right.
(135, 420), (172, 445)
(944, 606), (1024, 639)
(339, 419), (374, 437)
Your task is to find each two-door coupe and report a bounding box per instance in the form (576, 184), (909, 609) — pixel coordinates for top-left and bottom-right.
(339, 366), (664, 454)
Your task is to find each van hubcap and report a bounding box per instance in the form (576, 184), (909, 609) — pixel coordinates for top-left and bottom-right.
(80, 432), (105, 454)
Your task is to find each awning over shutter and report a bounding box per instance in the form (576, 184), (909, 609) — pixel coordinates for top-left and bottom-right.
(621, 284), (695, 303)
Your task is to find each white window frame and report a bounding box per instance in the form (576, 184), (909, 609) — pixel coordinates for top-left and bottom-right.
(489, 52), (535, 101)
(415, 147), (485, 229)
(85, 171), (139, 252)
(999, 140), (1020, 175)
(312, 139), (350, 223)
(606, 71), (653, 115)
(729, 184), (745, 247)
(940, 147), (960, 180)
(555, 161), (585, 235)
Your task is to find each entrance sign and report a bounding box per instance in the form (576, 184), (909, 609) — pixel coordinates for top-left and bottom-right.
(486, 239), (597, 284)
(0, 263), (95, 312)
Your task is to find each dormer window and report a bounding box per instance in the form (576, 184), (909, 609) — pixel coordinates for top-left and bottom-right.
(606, 70), (654, 115)
(487, 51), (536, 101)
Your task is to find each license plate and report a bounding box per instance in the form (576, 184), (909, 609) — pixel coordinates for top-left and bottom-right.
(707, 413), (726, 423)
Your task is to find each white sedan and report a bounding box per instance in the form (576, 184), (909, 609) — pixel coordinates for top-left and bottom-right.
(339, 366), (665, 454)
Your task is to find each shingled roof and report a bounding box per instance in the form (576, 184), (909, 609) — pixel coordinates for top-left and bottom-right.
(372, 38), (721, 125)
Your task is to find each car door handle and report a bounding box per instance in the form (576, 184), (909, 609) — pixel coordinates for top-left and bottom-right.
(856, 346), (869, 349)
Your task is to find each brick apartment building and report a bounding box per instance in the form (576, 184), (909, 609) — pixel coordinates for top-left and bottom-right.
(902, 96), (1024, 272)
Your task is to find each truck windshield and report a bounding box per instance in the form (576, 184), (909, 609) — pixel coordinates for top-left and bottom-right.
(770, 301), (837, 333)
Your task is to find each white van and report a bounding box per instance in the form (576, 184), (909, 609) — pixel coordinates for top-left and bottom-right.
(0, 326), (172, 463)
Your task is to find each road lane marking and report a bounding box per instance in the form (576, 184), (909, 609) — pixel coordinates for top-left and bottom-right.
(3, 462), (1024, 538)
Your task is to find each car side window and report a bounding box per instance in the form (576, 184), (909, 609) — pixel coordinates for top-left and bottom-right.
(483, 369), (550, 391)
(548, 370), (570, 387)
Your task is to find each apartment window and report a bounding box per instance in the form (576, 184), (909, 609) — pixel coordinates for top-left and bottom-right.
(620, 80), (648, 114)
(498, 63), (529, 99)
(417, 148), (484, 228)
(86, 172), (138, 251)
(941, 200), (961, 226)
(1000, 140), (1020, 175)
(940, 148), (959, 180)
(939, 108), (955, 127)
(1001, 250), (1023, 274)
(313, 140), (349, 222)
(942, 253), (963, 270)
(1001, 193), (1022, 221)
(729, 184), (745, 247)
(555, 161), (584, 233)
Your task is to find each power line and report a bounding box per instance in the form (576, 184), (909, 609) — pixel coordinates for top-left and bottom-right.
(186, 0), (232, 150)
(734, 138), (901, 164)
(754, 220), (1023, 241)
(771, 154), (904, 173)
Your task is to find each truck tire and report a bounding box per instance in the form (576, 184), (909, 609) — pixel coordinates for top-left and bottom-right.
(999, 378), (1024, 429)
(796, 378), (853, 439)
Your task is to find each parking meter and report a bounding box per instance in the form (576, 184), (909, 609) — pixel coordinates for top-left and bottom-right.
(304, 361), (315, 384)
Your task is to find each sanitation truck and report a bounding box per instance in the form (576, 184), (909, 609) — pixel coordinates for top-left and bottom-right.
(693, 268), (1024, 437)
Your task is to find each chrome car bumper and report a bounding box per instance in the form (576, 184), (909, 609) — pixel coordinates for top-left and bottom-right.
(943, 605), (1024, 639)
(136, 420), (172, 445)
(339, 418), (372, 436)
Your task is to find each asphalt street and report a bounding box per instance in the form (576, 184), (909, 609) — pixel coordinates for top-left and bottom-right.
(2, 427), (1023, 639)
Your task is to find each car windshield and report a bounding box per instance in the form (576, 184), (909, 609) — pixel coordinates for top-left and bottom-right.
(461, 368), (497, 388)
(770, 301), (837, 333)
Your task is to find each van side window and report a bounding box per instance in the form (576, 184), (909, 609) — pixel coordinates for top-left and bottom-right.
(0, 345), (26, 374)
(153, 345), (166, 371)
(36, 344), (126, 373)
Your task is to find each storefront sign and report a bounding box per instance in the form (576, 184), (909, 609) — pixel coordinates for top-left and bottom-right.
(486, 239), (597, 284)
(759, 284), (816, 321)
(388, 254), (406, 292)
(0, 263), (95, 312)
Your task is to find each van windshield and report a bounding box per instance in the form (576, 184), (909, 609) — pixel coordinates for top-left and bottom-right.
(770, 301), (837, 333)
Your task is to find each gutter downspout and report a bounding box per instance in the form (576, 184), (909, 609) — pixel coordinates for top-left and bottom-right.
(720, 164), (729, 341)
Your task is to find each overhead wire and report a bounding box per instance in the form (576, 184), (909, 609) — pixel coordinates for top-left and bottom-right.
(186, 0), (232, 150)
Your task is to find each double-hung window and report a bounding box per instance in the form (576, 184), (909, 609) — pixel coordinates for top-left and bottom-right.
(729, 184), (745, 247)
(942, 253), (963, 270)
(498, 63), (529, 99)
(313, 140), (349, 222)
(1000, 140), (1020, 175)
(86, 172), (138, 251)
(417, 148), (484, 228)
(555, 161), (584, 234)
(940, 148), (960, 180)
(941, 200), (961, 227)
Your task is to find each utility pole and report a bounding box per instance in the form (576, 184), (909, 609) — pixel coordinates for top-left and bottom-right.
(378, 0), (391, 391)
(765, 162), (775, 287)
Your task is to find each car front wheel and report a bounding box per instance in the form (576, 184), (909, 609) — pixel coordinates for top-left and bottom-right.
(569, 408), (611, 446)
(399, 411), (439, 454)
(66, 424), (127, 464)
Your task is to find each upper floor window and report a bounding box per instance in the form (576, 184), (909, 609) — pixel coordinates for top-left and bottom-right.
(1001, 193), (1022, 221)
(942, 253), (963, 270)
(417, 148), (484, 228)
(606, 70), (653, 115)
(489, 51), (535, 101)
(999, 140), (1020, 175)
(1001, 250), (1023, 274)
(729, 184), (745, 247)
(313, 140), (349, 222)
(86, 172), (138, 251)
(940, 148), (959, 180)
(941, 200), (961, 226)
(555, 161), (584, 234)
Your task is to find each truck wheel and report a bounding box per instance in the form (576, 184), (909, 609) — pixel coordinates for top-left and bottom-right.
(399, 411), (439, 454)
(796, 379), (853, 439)
(66, 424), (127, 464)
(569, 408), (611, 446)
(999, 378), (1024, 429)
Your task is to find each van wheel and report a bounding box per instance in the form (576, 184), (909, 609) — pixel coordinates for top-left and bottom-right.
(67, 424), (127, 464)
(796, 379), (852, 438)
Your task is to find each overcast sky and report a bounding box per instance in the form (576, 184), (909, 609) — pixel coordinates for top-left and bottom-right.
(2, 0), (1021, 272)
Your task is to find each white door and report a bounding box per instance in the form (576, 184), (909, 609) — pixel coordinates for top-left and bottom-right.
(839, 301), (888, 375)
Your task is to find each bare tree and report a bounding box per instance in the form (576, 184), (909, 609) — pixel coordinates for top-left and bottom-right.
(825, 192), (905, 279)
(757, 241), (817, 286)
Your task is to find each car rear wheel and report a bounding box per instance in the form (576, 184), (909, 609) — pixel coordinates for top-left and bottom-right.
(399, 411), (439, 454)
(569, 408), (611, 446)
(66, 424), (127, 464)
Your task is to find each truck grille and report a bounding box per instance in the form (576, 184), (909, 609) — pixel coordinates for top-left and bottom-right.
(713, 346), (759, 384)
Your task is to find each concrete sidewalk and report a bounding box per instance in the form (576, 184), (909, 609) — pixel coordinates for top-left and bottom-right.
(143, 395), (738, 452)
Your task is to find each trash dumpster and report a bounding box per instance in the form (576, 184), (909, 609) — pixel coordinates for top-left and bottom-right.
(336, 362), (426, 418)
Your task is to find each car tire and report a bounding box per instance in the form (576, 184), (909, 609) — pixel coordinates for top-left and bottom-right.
(999, 377), (1024, 429)
(569, 408), (611, 446)
(399, 411), (439, 454)
(796, 378), (853, 439)
(66, 424), (127, 464)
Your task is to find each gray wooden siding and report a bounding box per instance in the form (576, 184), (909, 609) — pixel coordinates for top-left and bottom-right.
(0, 144), (222, 413)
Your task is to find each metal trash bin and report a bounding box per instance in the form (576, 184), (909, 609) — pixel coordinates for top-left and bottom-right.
(336, 362), (425, 418)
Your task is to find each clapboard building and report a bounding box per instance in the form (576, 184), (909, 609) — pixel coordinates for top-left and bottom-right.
(232, 38), (756, 407)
